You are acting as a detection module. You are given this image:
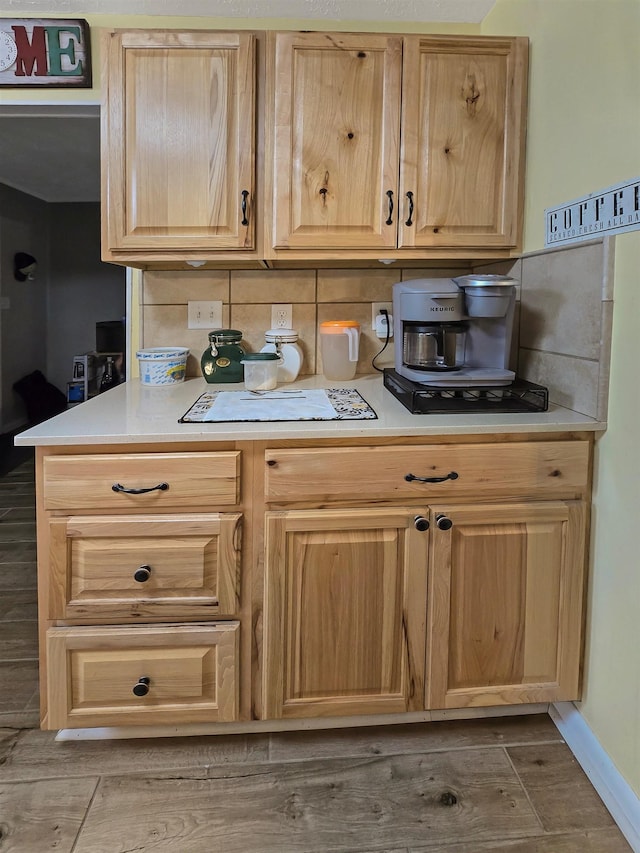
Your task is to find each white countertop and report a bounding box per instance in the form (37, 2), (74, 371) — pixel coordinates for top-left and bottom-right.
(14, 375), (605, 446)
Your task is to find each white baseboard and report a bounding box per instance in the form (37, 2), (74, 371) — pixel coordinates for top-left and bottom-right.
(551, 702), (640, 853)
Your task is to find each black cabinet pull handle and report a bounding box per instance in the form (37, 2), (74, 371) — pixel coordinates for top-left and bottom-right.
(385, 189), (394, 225)
(133, 565), (152, 583)
(241, 189), (249, 226)
(436, 514), (453, 531)
(405, 191), (414, 226)
(405, 471), (458, 484)
(112, 483), (168, 495)
(414, 515), (430, 532)
(132, 677), (150, 697)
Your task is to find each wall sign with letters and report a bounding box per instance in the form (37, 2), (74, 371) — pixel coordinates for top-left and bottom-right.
(545, 177), (640, 247)
(0, 19), (91, 87)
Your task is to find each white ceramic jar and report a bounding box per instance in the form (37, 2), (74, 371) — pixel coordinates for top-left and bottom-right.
(260, 329), (303, 383)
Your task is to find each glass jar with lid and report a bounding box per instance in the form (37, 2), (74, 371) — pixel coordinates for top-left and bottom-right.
(200, 329), (245, 383)
(260, 328), (303, 383)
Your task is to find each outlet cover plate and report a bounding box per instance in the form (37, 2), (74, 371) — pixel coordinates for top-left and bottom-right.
(371, 302), (393, 331)
(271, 303), (293, 329)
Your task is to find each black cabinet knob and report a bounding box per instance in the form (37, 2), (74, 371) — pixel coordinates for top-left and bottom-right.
(132, 677), (150, 697)
(133, 565), (152, 583)
(436, 514), (453, 531)
(414, 515), (430, 532)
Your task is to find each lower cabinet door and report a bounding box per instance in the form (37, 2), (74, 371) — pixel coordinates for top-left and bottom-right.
(426, 501), (587, 709)
(46, 622), (239, 729)
(262, 507), (429, 719)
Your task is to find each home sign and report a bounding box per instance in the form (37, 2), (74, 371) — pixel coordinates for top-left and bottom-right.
(0, 19), (91, 87)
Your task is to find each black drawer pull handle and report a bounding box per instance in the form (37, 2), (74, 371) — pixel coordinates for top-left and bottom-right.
(405, 190), (414, 226)
(414, 515), (430, 532)
(241, 189), (249, 226)
(112, 482), (169, 495)
(436, 514), (453, 531)
(405, 471), (459, 484)
(385, 189), (394, 225)
(133, 565), (152, 583)
(132, 677), (150, 697)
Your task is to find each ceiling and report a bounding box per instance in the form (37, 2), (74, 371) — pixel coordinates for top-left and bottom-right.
(0, 0), (496, 204)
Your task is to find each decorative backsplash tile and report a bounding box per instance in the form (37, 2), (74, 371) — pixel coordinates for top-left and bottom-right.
(316, 269), (399, 303)
(230, 269), (316, 304)
(473, 240), (612, 420)
(143, 270), (229, 304)
(519, 242), (604, 360)
(141, 266), (464, 379)
(139, 243), (613, 423)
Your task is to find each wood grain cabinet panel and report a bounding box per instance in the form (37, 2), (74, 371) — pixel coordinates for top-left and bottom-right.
(262, 507), (429, 719)
(426, 501), (587, 709)
(43, 451), (240, 511)
(267, 32), (527, 257)
(264, 442), (590, 504)
(102, 30), (255, 260)
(47, 513), (241, 620)
(399, 36), (528, 249)
(269, 31), (402, 250)
(46, 623), (239, 729)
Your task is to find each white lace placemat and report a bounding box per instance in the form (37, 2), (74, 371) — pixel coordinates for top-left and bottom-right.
(179, 387), (377, 423)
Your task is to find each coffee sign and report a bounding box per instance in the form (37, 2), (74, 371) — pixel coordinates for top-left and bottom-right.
(545, 177), (640, 247)
(0, 19), (91, 87)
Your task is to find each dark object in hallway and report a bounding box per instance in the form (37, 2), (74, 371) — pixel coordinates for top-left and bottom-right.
(0, 430), (33, 476)
(12, 370), (67, 425)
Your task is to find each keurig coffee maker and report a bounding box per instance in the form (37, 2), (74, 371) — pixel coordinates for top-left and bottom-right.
(392, 276), (517, 387)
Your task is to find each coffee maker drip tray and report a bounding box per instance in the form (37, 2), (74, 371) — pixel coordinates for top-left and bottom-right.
(383, 369), (549, 415)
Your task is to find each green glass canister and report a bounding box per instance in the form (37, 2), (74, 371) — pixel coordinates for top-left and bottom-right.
(201, 329), (245, 383)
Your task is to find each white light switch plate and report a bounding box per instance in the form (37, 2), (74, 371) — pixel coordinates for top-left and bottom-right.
(188, 300), (222, 329)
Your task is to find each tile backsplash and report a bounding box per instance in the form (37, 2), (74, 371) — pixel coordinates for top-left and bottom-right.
(141, 241), (613, 422)
(141, 266), (468, 380)
(474, 238), (613, 421)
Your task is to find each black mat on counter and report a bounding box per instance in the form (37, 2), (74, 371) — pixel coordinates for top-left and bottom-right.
(179, 387), (377, 423)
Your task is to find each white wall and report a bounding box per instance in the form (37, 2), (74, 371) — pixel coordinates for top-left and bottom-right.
(483, 0), (640, 797)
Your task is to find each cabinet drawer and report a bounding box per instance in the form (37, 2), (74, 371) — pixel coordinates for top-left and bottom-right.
(48, 514), (241, 620)
(43, 451), (240, 511)
(265, 442), (590, 503)
(46, 622), (239, 729)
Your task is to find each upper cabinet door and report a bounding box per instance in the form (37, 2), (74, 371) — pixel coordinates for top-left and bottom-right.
(269, 32), (402, 250)
(103, 31), (255, 254)
(398, 35), (528, 249)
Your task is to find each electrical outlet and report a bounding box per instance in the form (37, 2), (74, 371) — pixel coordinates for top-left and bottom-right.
(271, 303), (293, 329)
(371, 302), (393, 335)
(187, 300), (222, 330)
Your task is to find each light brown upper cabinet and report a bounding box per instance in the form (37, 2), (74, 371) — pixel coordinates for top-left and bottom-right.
(266, 32), (528, 259)
(101, 30), (256, 264)
(267, 32), (403, 253)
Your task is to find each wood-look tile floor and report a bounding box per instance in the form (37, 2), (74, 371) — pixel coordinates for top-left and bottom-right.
(0, 457), (633, 853)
